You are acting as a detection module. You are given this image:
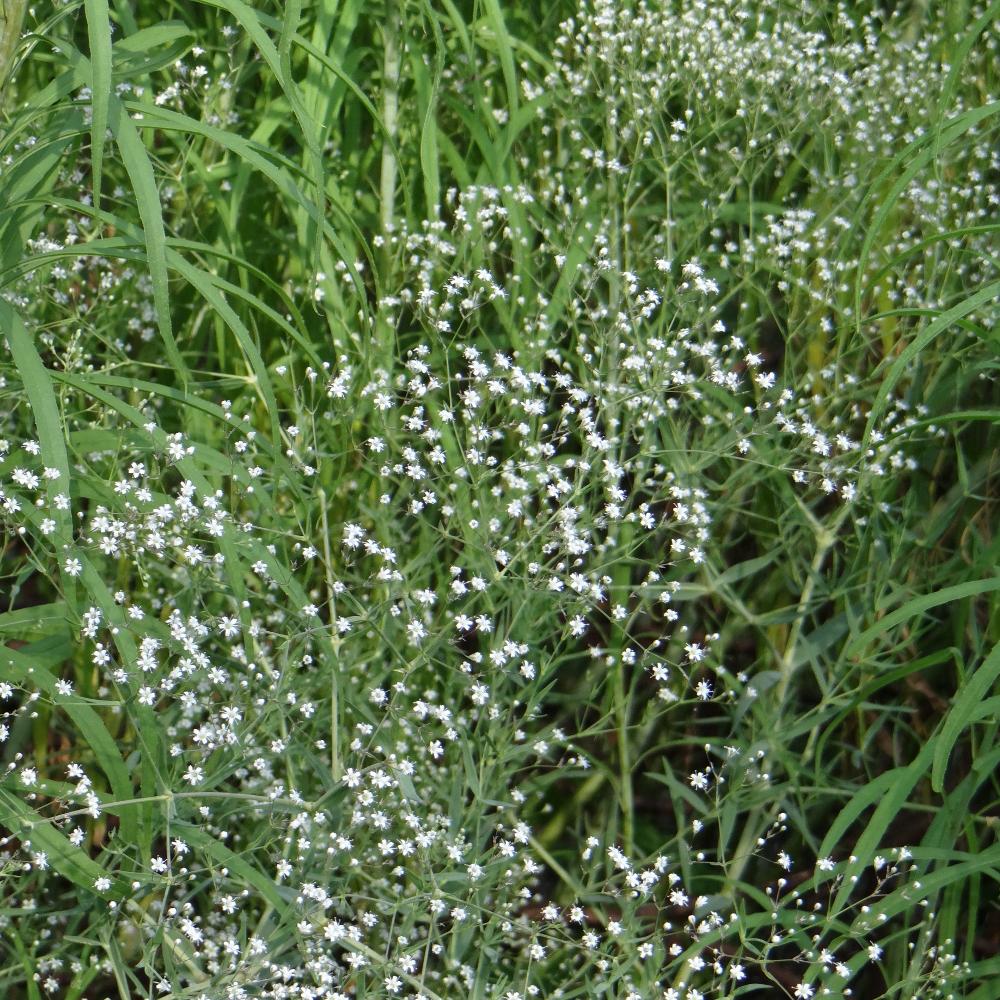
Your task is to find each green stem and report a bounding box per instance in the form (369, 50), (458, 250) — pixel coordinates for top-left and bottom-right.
(319, 488), (342, 781)
(377, 0), (400, 362)
(724, 508), (849, 894)
(598, 505), (637, 855)
(0, 0), (28, 111)
(775, 506), (849, 706)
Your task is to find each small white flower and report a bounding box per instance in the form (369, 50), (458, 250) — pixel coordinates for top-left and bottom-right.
(183, 765), (204, 786)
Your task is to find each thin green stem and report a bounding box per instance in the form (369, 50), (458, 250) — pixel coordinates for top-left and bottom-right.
(0, 0), (28, 111)
(775, 506), (850, 706)
(377, 0), (401, 364)
(319, 487), (342, 781)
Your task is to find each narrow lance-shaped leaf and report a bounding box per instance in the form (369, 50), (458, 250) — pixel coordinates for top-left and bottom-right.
(84, 0), (112, 210)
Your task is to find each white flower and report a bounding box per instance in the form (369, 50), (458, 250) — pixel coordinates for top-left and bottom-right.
(688, 771), (709, 791)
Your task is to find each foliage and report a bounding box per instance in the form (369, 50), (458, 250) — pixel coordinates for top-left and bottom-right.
(0, 1), (998, 998)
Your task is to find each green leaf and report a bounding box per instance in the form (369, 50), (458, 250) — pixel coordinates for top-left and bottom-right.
(84, 0), (112, 210)
(0, 601), (67, 637)
(480, 0), (518, 120)
(1, 300), (73, 538)
(822, 739), (934, 916)
(844, 578), (1000, 658)
(174, 821), (290, 916)
(1, 637), (141, 847)
(0, 788), (127, 898)
(864, 279), (1000, 443)
(107, 95), (188, 381)
(932, 640), (1000, 792)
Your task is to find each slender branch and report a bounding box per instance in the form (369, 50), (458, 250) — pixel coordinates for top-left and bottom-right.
(775, 506), (849, 705)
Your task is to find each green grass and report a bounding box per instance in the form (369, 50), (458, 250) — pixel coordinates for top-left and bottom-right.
(0, 1), (998, 998)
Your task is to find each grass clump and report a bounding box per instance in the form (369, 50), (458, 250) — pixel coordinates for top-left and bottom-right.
(0, 1), (998, 998)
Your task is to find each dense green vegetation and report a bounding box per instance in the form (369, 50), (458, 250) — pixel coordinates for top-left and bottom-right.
(0, 1), (998, 997)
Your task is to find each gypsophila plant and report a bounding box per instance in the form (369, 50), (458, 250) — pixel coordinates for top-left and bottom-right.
(0, 1), (997, 998)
